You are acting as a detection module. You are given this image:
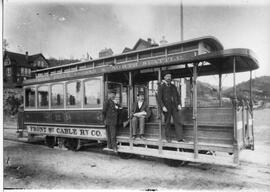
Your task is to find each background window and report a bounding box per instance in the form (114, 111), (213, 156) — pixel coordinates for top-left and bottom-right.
(122, 86), (128, 107)
(4, 58), (10, 66)
(6, 67), (12, 76)
(107, 82), (121, 104)
(51, 84), (64, 108)
(148, 80), (158, 106)
(20, 67), (24, 75)
(27, 68), (31, 75)
(66, 81), (82, 107)
(84, 79), (102, 108)
(25, 87), (35, 107)
(37, 85), (49, 108)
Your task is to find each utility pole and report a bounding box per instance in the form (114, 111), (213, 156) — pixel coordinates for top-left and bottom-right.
(180, 0), (184, 41)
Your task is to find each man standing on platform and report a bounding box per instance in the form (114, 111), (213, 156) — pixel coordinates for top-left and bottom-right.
(102, 89), (119, 152)
(157, 71), (185, 143)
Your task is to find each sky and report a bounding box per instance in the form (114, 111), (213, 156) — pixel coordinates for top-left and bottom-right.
(3, 0), (270, 86)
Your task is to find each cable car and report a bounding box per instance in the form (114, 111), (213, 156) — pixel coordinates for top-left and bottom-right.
(19, 36), (259, 166)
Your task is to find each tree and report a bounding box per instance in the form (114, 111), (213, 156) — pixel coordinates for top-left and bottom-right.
(3, 39), (9, 52)
(47, 57), (80, 67)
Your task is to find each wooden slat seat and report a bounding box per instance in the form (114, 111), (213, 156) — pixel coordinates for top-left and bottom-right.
(117, 107), (235, 147)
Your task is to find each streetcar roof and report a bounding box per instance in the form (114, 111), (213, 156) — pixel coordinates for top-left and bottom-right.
(33, 36), (224, 73)
(23, 47), (259, 86)
(184, 48), (259, 76)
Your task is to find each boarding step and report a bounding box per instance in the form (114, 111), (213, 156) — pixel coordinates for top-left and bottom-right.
(116, 136), (234, 153)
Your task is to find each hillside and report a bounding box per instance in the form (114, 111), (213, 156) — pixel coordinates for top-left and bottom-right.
(223, 76), (270, 102)
(47, 58), (80, 67)
(194, 76), (270, 107)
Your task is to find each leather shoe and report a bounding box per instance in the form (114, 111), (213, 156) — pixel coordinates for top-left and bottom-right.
(140, 135), (146, 140)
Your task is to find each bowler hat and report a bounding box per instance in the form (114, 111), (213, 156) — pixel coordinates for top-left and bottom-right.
(163, 70), (172, 77)
(108, 89), (117, 94)
(137, 91), (145, 96)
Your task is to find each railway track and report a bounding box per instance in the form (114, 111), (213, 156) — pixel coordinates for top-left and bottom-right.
(3, 136), (112, 155)
(3, 137), (44, 145)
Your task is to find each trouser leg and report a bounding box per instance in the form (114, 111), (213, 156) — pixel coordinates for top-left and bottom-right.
(106, 125), (112, 148)
(110, 124), (117, 150)
(139, 117), (145, 135)
(131, 117), (138, 136)
(164, 111), (172, 140)
(172, 107), (183, 140)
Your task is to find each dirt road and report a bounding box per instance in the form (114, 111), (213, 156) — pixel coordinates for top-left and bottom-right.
(3, 109), (270, 190)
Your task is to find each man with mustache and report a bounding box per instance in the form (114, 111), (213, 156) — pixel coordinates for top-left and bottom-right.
(157, 71), (185, 143)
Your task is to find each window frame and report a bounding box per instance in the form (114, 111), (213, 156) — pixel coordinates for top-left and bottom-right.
(37, 84), (49, 109)
(51, 83), (64, 109)
(24, 86), (37, 109)
(65, 80), (83, 108)
(23, 76), (104, 111)
(83, 77), (103, 109)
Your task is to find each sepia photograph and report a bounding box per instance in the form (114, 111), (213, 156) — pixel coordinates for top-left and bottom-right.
(2, 0), (270, 190)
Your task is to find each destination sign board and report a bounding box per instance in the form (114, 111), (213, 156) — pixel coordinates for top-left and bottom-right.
(27, 125), (106, 140)
(24, 50), (197, 84)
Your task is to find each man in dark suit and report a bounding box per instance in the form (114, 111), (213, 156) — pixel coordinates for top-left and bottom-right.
(131, 91), (151, 139)
(102, 89), (120, 152)
(157, 71), (184, 143)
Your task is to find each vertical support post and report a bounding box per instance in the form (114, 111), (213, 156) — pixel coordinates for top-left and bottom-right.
(233, 57), (239, 164)
(81, 79), (85, 109)
(35, 85), (38, 109)
(246, 109), (250, 140)
(23, 87), (25, 109)
(192, 63), (198, 159)
(242, 104), (245, 147)
(63, 82), (66, 109)
(233, 58), (237, 100)
(218, 73), (222, 107)
(249, 70), (252, 103)
(128, 72), (133, 149)
(158, 68), (163, 154)
(190, 77), (193, 107)
(250, 70), (255, 150)
(48, 85), (51, 110)
(104, 74), (108, 100)
(103, 74), (108, 149)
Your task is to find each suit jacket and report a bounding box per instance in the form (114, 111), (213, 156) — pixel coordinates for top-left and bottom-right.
(102, 99), (119, 126)
(157, 81), (181, 110)
(131, 101), (151, 120)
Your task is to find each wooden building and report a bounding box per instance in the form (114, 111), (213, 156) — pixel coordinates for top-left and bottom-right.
(3, 51), (49, 88)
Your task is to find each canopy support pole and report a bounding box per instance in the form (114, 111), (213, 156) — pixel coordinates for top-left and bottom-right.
(158, 68), (163, 154)
(233, 57), (239, 164)
(218, 73), (222, 107)
(192, 63), (198, 159)
(190, 77), (193, 107)
(128, 71), (134, 149)
(250, 70), (255, 150)
(249, 70), (252, 102)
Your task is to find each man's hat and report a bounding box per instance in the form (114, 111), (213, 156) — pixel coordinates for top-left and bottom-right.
(108, 89), (117, 94)
(162, 70), (172, 77)
(137, 91), (145, 96)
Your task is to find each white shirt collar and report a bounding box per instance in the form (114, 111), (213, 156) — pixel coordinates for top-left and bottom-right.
(138, 100), (143, 108)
